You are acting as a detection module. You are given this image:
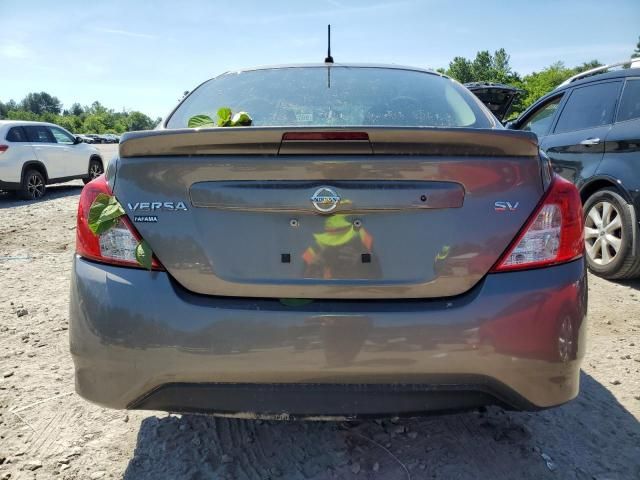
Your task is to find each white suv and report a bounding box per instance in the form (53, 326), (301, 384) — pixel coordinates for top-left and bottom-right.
(0, 120), (103, 199)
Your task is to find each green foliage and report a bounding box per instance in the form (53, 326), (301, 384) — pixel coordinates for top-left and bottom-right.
(231, 111), (252, 126)
(446, 49), (520, 85)
(446, 56), (474, 83)
(634, 36), (640, 57)
(187, 114), (215, 128)
(217, 107), (233, 126)
(126, 111), (156, 131)
(188, 108), (253, 129)
(20, 92), (62, 115)
(442, 48), (614, 119)
(507, 59), (604, 118)
(7, 109), (39, 121)
(0, 92), (158, 134)
(88, 193), (125, 235)
(135, 240), (154, 270)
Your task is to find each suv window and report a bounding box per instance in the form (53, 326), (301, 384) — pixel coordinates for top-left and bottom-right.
(554, 81), (622, 134)
(617, 79), (640, 123)
(24, 125), (55, 143)
(520, 96), (562, 137)
(6, 126), (27, 142)
(49, 126), (75, 145)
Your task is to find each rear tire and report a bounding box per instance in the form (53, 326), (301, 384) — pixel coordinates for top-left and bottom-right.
(583, 188), (640, 279)
(19, 169), (46, 200)
(83, 158), (104, 184)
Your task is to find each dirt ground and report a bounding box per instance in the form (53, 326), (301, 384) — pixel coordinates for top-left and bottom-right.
(1, 147), (639, 479)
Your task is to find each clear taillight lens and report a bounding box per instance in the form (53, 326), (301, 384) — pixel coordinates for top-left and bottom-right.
(492, 176), (583, 272)
(98, 219), (140, 263)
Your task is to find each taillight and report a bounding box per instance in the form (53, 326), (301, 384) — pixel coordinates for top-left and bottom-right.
(491, 175), (583, 272)
(76, 176), (164, 270)
(0, 145), (8, 154)
(282, 132), (369, 141)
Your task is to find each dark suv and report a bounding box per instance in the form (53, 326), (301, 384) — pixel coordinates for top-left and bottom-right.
(505, 62), (640, 279)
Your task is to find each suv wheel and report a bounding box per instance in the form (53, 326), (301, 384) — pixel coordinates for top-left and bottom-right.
(19, 169), (46, 200)
(83, 159), (104, 184)
(583, 188), (640, 279)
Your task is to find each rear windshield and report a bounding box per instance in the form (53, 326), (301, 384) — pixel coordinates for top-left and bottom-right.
(166, 67), (492, 129)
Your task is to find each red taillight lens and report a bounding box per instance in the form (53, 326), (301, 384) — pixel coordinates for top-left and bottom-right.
(0, 145), (8, 154)
(282, 132), (369, 141)
(491, 176), (584, 272)
(76, 175), (164, 270)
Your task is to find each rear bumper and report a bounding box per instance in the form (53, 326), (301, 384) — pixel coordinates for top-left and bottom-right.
(69, 256), (588, 416)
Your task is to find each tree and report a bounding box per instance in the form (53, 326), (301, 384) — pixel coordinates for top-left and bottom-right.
(83, 114), (107, 133)
(446, 56), (474, 83)
(70, 103), (84, 116)
(0, 93), (156, 133)
(508, 62), (574, 117)
(491, 48), (517, 84)
(445, 49), (519, 84)
(633, 36), (640, 58)
(57, 115), (83, 133)
(471, 50), (494, 81)
(573, 59), (603, 74)
(88, 101), (108, 115)
(127, 111), (156, 131)
(7, 110), (39, 121)
(19, 92), (62, 115)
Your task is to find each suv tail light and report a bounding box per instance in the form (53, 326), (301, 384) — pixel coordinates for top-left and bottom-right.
(491, 175), (583, 272)
(0, 145), (8, 154)
(76, 176), (164, 270)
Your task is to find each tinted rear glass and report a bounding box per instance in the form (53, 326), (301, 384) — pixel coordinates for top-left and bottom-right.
(167, 67), (491, 129)
(617, 79), (640, 122)
(6, 126), (27, 142)
(25, 125), (54, 143)
(554, 81), (621, 134)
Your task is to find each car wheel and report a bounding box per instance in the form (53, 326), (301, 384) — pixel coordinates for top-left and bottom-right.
(19, 169), (46, 200)
(83, 159), (104, 184)
(583, 187), (640, 279)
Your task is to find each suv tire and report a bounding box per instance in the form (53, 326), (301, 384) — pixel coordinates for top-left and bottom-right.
(19, 169), (46, 200)
(583, 188), (640, 279)
(83, 158), (104, 184)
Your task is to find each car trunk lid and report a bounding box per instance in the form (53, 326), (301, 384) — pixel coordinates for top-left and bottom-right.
(465, 82), (522, 122)
(112, 127), (542, 299)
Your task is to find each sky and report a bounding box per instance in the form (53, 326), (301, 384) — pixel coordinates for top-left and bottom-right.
(0, 0), (638, 119)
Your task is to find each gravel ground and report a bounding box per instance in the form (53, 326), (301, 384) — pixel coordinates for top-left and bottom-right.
(1, 147), (639, 479)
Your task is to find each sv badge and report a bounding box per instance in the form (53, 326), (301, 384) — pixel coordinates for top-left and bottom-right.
(494, 201), (519, 212)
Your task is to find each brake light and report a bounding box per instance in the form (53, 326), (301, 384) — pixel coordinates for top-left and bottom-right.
(0, 145), (8, 154)
(76, 176), (164, 270)
(491, 176), (583, 272)
(282, 132), (369, 141)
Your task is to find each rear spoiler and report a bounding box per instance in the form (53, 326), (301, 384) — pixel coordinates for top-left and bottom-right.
(119, 127), (538, 158)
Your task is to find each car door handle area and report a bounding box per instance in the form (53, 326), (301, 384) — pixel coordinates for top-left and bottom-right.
(579, 137), (601, 146)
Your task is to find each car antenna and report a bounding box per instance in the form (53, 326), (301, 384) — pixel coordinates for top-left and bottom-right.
(324, 24), (334, 63)
(325, 24), (333, 89)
